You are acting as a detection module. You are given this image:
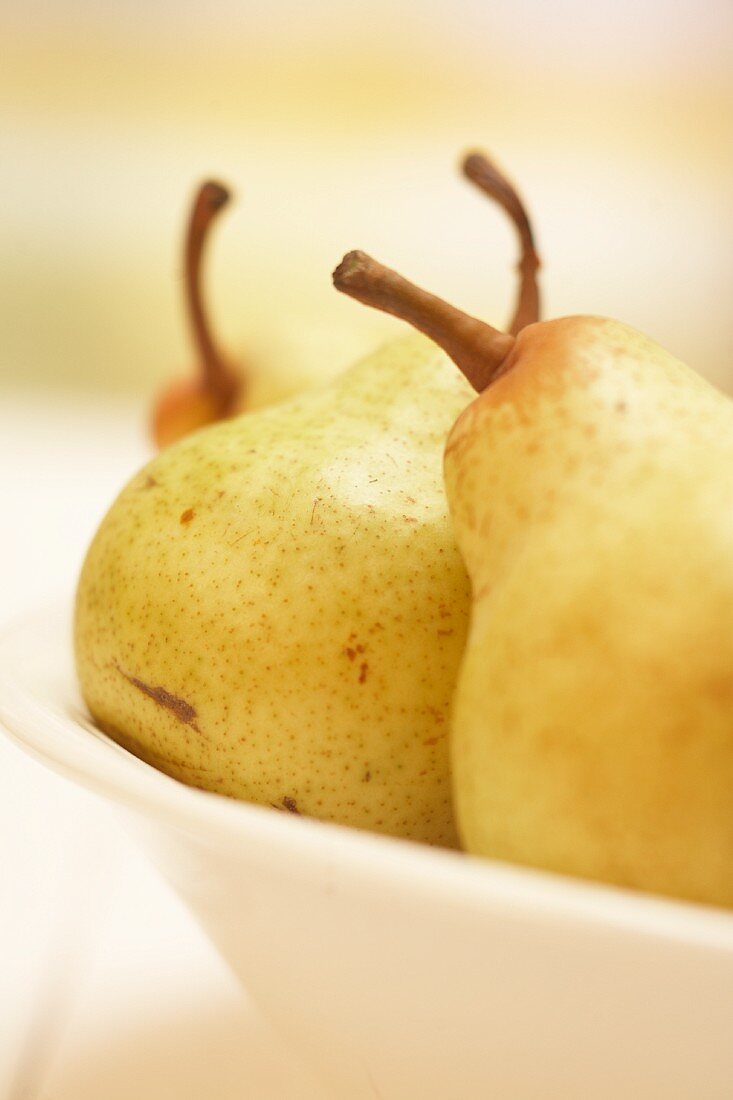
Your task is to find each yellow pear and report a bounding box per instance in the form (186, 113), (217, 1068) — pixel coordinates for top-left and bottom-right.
(75, 332), (473, 846)
(77, 150), (539, 846)
(334, 252), (733, 906)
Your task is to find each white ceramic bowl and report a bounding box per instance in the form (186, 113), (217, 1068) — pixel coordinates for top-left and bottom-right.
(2, 605), (733, 1099)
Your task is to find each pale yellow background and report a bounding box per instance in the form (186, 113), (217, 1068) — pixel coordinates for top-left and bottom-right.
(2, 0), (732, 405)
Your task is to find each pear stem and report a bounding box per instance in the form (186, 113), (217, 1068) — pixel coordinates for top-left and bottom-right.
(332, 251), (515, 393)
(462, 152), (540, 335)
(185, 181), (241, 413)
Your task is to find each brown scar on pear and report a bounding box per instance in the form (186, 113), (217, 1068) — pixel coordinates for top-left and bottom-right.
(116, 666), (202, 733)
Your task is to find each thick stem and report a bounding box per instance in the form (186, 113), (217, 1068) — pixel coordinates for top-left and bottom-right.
(462, 152), (540, 335)
(185, 181), (240, 412)
(333, 251), (514, 393)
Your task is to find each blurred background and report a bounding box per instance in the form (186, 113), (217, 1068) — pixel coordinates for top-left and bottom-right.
(3, 0), (733, 404)
(1, 2), (732, 1096)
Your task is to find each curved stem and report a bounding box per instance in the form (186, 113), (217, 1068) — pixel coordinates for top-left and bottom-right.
(462, 152), (540, 335)
(185, 181), (240, 412)
(333, 251), (514, 393)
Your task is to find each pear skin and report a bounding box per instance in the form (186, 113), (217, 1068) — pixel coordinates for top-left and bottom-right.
(445, 316), (733, 906)
(75, 333), (472, 846)
(333, 248), (733, 907)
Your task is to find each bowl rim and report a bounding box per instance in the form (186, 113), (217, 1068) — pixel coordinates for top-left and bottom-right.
(3, 601), (733, 951)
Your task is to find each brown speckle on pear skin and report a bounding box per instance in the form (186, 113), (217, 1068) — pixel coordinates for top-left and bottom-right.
(282, 796), (300, 814)
(180, 508), (195, 524)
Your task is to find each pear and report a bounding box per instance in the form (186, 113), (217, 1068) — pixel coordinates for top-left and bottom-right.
(77, 150), (539, 846)
(334, 254), (733, 905)
(75, 333), (473, 846)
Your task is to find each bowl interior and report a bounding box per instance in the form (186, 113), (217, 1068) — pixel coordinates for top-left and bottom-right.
(4, 604), (733, 1098)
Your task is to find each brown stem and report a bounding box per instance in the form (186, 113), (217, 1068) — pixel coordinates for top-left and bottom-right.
(462, 152), (540, 335)
(185, 181), (240, 412)
(152, 181), (243, 449)
(332, 251), (514, 393)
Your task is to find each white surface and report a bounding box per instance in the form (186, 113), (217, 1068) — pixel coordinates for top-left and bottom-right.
(3, 606), (733, 1098)
(0, 393), (323, 1098)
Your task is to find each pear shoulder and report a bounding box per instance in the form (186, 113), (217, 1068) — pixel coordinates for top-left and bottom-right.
(448, 313), (727, 455)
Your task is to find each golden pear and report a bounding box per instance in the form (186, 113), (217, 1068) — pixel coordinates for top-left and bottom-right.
(334, 252), (733, 907)
(75, 333), (472, 846)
